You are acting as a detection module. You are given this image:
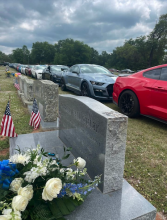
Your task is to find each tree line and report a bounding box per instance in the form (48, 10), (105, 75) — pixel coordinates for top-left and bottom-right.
(1, 13), (167, 71)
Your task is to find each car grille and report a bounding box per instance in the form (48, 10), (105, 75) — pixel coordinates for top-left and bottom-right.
(94, 90), (104, 97)
(107, 84), (114, 97)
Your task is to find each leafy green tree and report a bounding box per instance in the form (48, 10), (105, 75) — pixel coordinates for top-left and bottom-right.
(12, 48), (24, 63)
(31, 42), (55, 64)
(0, 51), (12, 63)
(54, 39), (93, 66)
(22, 45), (30, 64)
(147, 14), (167, 67)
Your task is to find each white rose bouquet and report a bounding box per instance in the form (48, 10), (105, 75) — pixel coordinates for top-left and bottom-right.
(0, 146), (101, 220)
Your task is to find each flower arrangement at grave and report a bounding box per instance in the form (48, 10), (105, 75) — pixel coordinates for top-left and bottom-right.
(0, 145), (101, 220)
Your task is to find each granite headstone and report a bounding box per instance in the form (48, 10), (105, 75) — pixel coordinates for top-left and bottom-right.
(34, 80), (59, 122)
(59, 94), (128, 194)
(23, 78), (34, 101)
(18, 75), (26, 93)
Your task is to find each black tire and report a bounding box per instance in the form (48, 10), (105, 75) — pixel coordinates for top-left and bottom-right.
(35, 73), (37, 79)
(81, 82), (90, 97)
(119, 90), (140, 118)
(61, 79), (66, 91)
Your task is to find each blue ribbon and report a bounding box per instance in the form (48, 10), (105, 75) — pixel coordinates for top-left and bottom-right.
(0, 160), (19, 190)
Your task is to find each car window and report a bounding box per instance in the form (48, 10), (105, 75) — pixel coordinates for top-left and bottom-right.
(73, 66), (79, 73)
(69, 66), (74, 72)
(160, 68), (167, 81)
(80, 65), (112, 74)
(143, 68), (161, 80)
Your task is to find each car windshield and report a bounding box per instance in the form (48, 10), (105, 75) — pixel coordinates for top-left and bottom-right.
(37, 66), (45, 70)
(52, 66), (69, 71)
(80, 65), (112, 74)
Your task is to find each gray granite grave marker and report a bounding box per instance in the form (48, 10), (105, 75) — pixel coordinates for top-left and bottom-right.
(34, 80), (59, 122)
(18, 75), (26, 93)
(23, 78), (34, 101)
(59, 94), (128, 194)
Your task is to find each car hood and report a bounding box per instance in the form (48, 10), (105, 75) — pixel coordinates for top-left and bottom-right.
(36, 69), (44, 73)
(81, 73), (117, 83)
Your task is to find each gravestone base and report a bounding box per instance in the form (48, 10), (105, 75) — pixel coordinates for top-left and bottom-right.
(9, 131), (156, 220)
(20, 94), (33, 106)
(28, 105), (59, 131)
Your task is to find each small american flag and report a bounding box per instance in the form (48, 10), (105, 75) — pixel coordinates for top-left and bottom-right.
(14, 83), (20, 90)
(0, 101), (18, 137)
(29, 99), (41, 129)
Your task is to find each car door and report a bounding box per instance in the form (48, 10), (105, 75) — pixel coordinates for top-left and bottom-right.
(67, 66), (81, 91)
(142, 68), (161, 115)
(149, 67), (167, 120)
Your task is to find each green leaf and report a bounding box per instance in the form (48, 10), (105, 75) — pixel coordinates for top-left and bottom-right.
(62, 197), (76, 212)
(22, 209), (29, 220)
(62, 154), (70, 160)
(49, 201), (63, 219)
(55, 198), (70, 215)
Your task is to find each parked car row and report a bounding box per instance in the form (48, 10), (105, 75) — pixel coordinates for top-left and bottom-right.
(9, 62), (167, 124)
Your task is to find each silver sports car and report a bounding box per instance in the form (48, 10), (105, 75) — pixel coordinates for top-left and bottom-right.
(61, 64), (117, 100)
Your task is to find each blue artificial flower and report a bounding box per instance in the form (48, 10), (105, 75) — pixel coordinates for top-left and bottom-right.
(0, 160), (19, 190)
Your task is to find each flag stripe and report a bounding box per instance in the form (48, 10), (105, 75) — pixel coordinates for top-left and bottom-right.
(0, 102), (17, 137)
(14, 83), (20, 90)
(29, 99), (41, 129)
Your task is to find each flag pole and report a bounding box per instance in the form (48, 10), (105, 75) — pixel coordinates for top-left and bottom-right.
(9, 94), (11, 107)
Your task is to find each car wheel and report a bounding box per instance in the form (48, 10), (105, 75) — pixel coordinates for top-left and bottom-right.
(81, 82), (90, 97)
(61, 79), (66, 91)
(35, 73), (37, 79)
(119, 90), (140, 118)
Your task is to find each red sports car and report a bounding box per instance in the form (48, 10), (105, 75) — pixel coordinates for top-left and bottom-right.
(113, 64), (167, 123)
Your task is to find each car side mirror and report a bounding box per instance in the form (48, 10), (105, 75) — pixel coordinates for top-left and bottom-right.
(61, 68), (66, 71)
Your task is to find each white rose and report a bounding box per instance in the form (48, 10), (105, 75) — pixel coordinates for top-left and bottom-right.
(12, 195), (28, 212)
(0, 216), (8, 220)
(10, 178), (24, 193)
(18, 185), (33, 201)
(42, 178), (62, 201)
(74, 157), (86, 169)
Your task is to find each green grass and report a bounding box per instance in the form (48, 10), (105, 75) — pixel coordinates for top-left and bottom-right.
(0, 67), (34, 151)
(58, 86), (167, 215)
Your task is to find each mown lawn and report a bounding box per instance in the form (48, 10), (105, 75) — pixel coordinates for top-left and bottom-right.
(59, 86), (167, 216)
(0, 67), (167, 216)
(0, 67), (34, 157)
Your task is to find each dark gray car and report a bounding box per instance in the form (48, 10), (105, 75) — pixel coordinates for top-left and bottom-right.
(42, 65), (69, 84)
(61, 64), (117, 100)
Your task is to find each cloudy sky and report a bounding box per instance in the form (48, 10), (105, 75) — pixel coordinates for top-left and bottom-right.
(0, 0), (166, 54)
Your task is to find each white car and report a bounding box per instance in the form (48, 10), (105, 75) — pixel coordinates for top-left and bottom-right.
(21, 65), (28, 74)
(31, 66), (46, 79)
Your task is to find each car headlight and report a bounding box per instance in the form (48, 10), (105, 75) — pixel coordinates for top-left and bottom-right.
(90, 81), (104, 86)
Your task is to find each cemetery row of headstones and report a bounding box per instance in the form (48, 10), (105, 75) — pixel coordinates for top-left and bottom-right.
(17, 75), (59, 122)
